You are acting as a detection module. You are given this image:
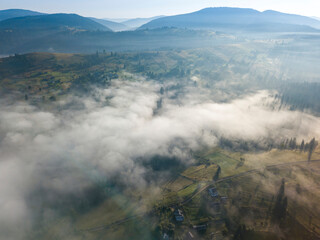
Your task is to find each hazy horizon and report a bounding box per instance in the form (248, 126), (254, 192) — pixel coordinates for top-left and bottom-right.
(0, 0), (319, 19)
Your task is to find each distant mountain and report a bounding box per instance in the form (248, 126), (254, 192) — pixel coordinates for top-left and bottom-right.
(312, 17), (320, 21)
(140, 8), (320, 32)
(0, 14), (111, 31)
(121, 16), (165, 29)
(261, 10), (320, 29)
(89, 17), (128, 31)
(105, 18), (131, 23)
(0, 9), (44, 22)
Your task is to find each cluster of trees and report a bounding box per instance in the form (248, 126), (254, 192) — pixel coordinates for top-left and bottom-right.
(0, 53), (33, 76)
(144, 155), (181, 171)
(146, 67), (190, 80)
(153, 204), (177, 238)
(219, 137), (261, 151)
(72, 70), (115, 91)
(233, 225), (253, 240)
(278, 137), (318, 160)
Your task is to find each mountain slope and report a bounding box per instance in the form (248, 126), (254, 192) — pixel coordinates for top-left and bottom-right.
(89, 17), (128, 31)
(0, 28), (233, 54)
(0, 9), (44, 22)
(0, 14), (111, 31)
(261, 10), (320, 29)
(140, 8), (320, 32)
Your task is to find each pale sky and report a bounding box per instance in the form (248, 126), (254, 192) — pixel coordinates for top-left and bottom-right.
(1, 0), (319, 18)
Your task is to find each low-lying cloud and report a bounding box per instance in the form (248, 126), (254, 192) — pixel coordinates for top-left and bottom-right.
(0, 79), (319, 239)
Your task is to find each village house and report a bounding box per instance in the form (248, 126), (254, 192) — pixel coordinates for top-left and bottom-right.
(174, 209), (184, 222)
(208, 187), (219, 198)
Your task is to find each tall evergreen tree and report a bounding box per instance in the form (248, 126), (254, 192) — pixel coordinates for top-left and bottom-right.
(272, 178), (287, 225)
(213, 166), (221, 181)
(233, 225), (248, 240)
(300, 140), (305, 152)
(308, 138), (317, 161)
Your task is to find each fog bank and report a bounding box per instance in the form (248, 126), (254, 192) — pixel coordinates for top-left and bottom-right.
(0, 80), (319, 239)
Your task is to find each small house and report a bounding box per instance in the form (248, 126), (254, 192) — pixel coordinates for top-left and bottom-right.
(208, 188), (219, 198)
(174, 209), (184, 222)
(163, 233), (169, 240)
(220, 196), (228, 204)
(193, 224), (207, 231)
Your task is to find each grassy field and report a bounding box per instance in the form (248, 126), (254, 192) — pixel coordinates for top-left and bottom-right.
(163, 176), (194, 192)
(181, 164), (219, 181)
(195, 148), (251, 178)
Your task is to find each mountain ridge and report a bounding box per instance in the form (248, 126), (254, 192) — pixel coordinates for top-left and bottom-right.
(0, 9), (45, 21)
(140, 7), (320, 31)
(89, 17), (128, 31)
(0, 13), (111, 31)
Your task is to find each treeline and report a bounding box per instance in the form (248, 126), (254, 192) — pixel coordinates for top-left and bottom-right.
(278, 137), (317, 151)
(218, 136), (318, 160)
(219, 137), (263, 151)
(278, 137), (318, 160)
